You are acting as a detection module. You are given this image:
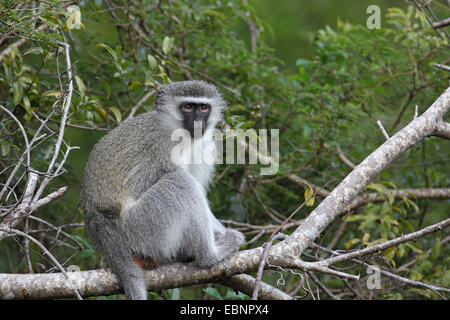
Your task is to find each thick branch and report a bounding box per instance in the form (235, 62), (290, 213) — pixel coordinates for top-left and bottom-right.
(0, 249), (351, 299)
(0, 249), (264, 299)
(433, 17), (450, 29)
(277, 87), (450, 258)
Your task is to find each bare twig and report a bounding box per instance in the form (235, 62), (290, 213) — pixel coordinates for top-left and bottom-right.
(252, 233), (287, 300)
(376, 120), (390, 140)
(127, 89), (156, 119)
(222, 274), (292, 300)
(313, 243), (450, 296)
(0, 227), (82, 300)
(308, 272), (341, 300)
(0, 24), (48, 63)
(0, 186), (67, 241)
(32, 39), (74, 202)
(321, 218), (450, 266)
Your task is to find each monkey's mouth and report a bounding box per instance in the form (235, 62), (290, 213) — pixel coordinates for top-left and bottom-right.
(187, 127), (206, 138)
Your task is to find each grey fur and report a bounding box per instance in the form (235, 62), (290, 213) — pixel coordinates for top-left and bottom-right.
(81, 80), (244, 300)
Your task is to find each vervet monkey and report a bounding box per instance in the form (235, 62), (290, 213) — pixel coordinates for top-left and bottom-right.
(81, 80), (245, 300)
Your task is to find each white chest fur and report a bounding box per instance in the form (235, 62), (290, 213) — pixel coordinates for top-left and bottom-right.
(171, 130), (216, 189)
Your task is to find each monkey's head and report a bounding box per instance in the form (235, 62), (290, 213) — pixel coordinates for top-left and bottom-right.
(154, 80), (226, 138)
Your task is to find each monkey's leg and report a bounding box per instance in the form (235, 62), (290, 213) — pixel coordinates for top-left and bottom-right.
(122, 170), (243, 268)
(86, 214), (148, 300)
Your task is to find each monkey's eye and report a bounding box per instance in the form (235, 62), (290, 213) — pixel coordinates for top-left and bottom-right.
(199, 105), (210, 113)
(181, 104), (193, 112)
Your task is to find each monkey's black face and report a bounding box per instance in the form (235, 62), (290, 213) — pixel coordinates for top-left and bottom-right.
(179, 102), (211, 138)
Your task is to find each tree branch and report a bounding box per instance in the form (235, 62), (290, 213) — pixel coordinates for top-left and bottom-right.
(0, 25), (48, 63)
(319, 218), (450, 266)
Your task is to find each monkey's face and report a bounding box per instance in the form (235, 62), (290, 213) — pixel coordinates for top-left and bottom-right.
(154, 80), (226, 136)
(179, 102), (211, 138)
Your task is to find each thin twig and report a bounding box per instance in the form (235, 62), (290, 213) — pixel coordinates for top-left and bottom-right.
(32, 39), (74, 202)
(376, 120), (390, 140)
(0, 227), (83, 300)
(252, 233), (287, 300)
(434, 63), (450, 72)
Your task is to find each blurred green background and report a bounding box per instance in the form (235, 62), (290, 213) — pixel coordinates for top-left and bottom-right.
(247, 0), (408, 70)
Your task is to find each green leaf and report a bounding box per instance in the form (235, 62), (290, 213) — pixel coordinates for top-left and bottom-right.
(80, 248), (95, 259)
(366, 183), (385, 194)
(18, 75), (33, 84)
(93, 104), (107, 119)
(22, 95), (31, 112)
(158, 65), (169, 83)
(147, 54), (158, 70)
(201, 9), (227, 21)
(344, 214), (365, 222)
(1, 140), (11, 157)
(304, 187), (315, 207)
(115, 45), (122, 57)
(224, 289), (248, 300)
(203, 287), (223, 300)
(96, 77), (111, 99)
(109, 107), (122, 123)
(128, 80), (141, 91)
(42, 90), (62, 97)
(362, 233), (371, 246)
(366, 238), (388, 247)
(162, 36), (174, 55)
(97, 43), (117, 59)
(236, 121), (254, 130)
(383, 247), (396, 268)
(74, 75), (86, 97)
(401, 218), (415, 233)
(166, 288), (180, 300)
(13, 82), (23, 106)
(73, 235), (94, 251)
(346, 238), (360, 251)
(404, 242), (422, 253)
(24, 47), (44, 56)
(431, 234), (441, 260)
